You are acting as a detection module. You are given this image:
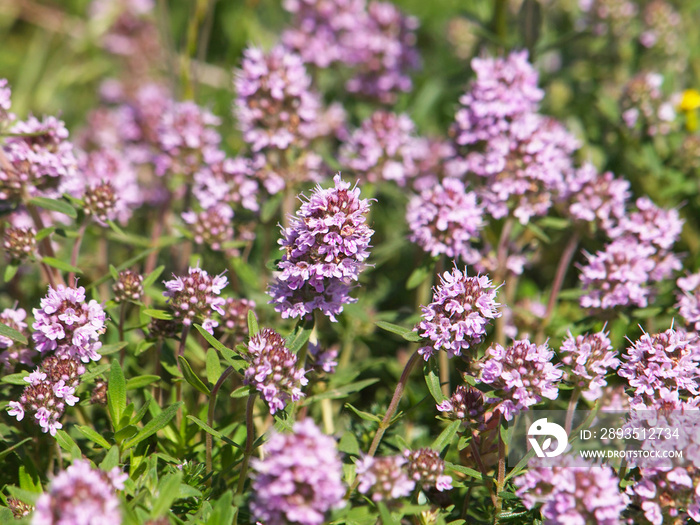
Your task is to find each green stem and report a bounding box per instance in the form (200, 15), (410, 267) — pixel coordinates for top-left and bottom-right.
(118, 302), (127, 365)
(234, 393), (257, 525)
(206, 366), (235, 480)
(182, 0), (211, 99)
(564, 388), (580, 436)
(176, 324), (192, 426)
(494, 416), (507, 523)
(470, 438), (497, 508)
(492, 0), (509, 45)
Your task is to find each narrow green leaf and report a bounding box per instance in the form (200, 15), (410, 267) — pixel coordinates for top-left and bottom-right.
(55, 430), (81, 460)
(231, 257), (259, 289)
(345, 403), (382, 423)
(35, 226), (55, 241)
(302, 378), (379, 405)
(150, 472), (183, 518)
(4, 263), (19, 282)
(178, 356), (211, 395)
(125, 375), (161, 390)
(206, 491), (235, 525)
(29, 196), (76, 218)
(406, 264), (432, 290)
(143, 265), (165, 288)
(1, 371), (29, 385)
(100, 446), (120, 471)
(446, 462), (483, 480)
(338, 432), (360, 456)
(186, 415), (243, 450)
(375, 321), (422, 342)
(109, 264), (119, 281)
(0, 321), (28, 345)
(114, 425), (138, 443)
(424, 360), (446, 403)
(107, 360), (127, 429)
(99, 341), (128, 356)
(260, 191), (283, 223)
(377, 501), (400, 525)
(430, 420), (461, 452)
(76, 425), (113, 449)
(80, 363), (110, 383)
(206, 348), (222, 385)
(18, 463), (41, 493)
(247, 309), (259, 337)
(286, 317), (315, 353)
(142, 309), (173, 320)
(525, 222), (550, 243)
(123, 402), (182, 450)
(0, 438), (32, 461)
(6, 486), (39, 505)
(41, 256), (82, 275)
(194, 323), (230, 354)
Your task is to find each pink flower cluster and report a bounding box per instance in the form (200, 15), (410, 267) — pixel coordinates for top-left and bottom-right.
(162, 266), (227, 333)
(0, 306), (35, 372)
(560, 329), (620, 401)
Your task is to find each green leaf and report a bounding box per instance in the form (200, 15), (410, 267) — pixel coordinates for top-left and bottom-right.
(150, 472), (183, 518)
(109, 264), (119, 281)
(537, 216), (570, 230)
(100, 446), (120, 471)
(123, 402), (182, 450)
(107, 359), (127, 429)
(0, 321), (28, 345)
(29, 196), (77, 218)
(525, 222), (550, 243)
(99, 341), (128, 356)
(6, 486), (39, 505)
(632, 306), (663, 319)
(185, 415), (243, 450)
(0, 438), (32, 462)
(231, 257), (259, 289)
(4, 263), (19, 282)
(126, 375), (161, 390)
(446, 462), (483, 480)
(260, 191), (283, 223)
(345, 403), (382, 422)
(431, 420), (461, 452)
(35, 226), (55, 241)
(18, 463), (41, 493)
(1, 371), (29, 385)
(194, 323), (230, 354)
(76, 425), (113, 449)
(377, 501), (400, 525)
(375, 321), (422, 342)
(143, 265), (165, 288)
(406, 264), (433, 290)
(247, 309), (259, 337)
(178, 356), (211, 395)
(114, 425), (138, 443)
(286, 317), (315, 353)
(80, 363), (110, 383)
(206, 348), (222, 385)
(302, 378), (379, 404)
(55, 430), (81, 460)
(206, 491), (235, 525)
(41, 256), (82, 275)
(338, 432), (360, 456)
(424, 360), (446, 403)
(142, 309), (173, 320)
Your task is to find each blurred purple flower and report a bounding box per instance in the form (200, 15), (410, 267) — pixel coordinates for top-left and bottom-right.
(677, 272), (700, 331)
(404, 448), (452, 492)
(356, 455), (415, 502)
(162, 266), (227, 333)
(0, 307), (35, 372)
(560, 329), (620, 401)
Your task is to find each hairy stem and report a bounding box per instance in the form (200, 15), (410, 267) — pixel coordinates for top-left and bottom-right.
(235, 394), (256, 504)
(206, 366), (234, 480)
(564, 388), (580, 435)
(494, 416), (506, 522)
(118, 303), (127, 365)
(68, 221), (87, 286)
(470, 438), (498, 508)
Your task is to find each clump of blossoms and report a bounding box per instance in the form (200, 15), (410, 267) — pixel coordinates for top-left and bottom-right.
(32, 285), (106, 363)
(567, 163), (630, 233)
(356, 455), (415, 503)
(2, 226), (36, 264)
(0, 115), (77, 201)
(218, 297), (255, 345)
(436, 384), (487, 431)
(162, 266), (227, 334)
(451, 50), (542, 152)
(7, 355), (84, 436)
(308, 341), (339, 374)
(515, 455), (629, 524)
(0, 307), (35, 372)
(250, 419), (345, 525)
(618, 326), (700, 406)
(0, 78), (12, 122)
(578, 0), (639, 38)
(244, 328), (307, 414)
(82, 181), (118, 226)
(181, 205), (236, 253)
(268, 174), (373, 322)
(560, 329), (620, 401)
(340, 111), (420, 187)
(192, 153), (259, 211)
(629, 466), (700, 525)
(480, 339), (562, 420)
(415, 267), (501, 360)
(676, 272), (700, 331)
(154, 100), (221, 178)
(404, 448), (452, 492)
(640, 0), (683, 58)
(234, 46), (321, 152)
(406, 178), (484, 262)
(620, 72), (676, 137)
(32, 459), (127, 525)
(343, 1), (420, 103)
(113, 269), (143, 304)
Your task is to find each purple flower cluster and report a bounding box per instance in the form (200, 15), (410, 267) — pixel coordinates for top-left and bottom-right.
(234, 46), (321, 152)
(515, 455), (629, 524)
(436, 384), (487, 430)
(308, 341), (339, 374)
(32, 459), (126, 525)
(282, 0), (419, 103)
(356, 455), (415, 502)
(244, 328), (307, 414)
(162, 266), (227, 333)
(480, 339), (562, 420)
(0, 78), (12, 121)
(192, 154), (259, 211)
(0, 307), (35, 372)
(406, 178), (484, 262)
(618, 326), (700, 406)
(677, 272), (700, 331)
(630, 466), (700, 525)
(620, 72), (676, 137)
(7, 355), (84, 436)
(415, 267), (501, 360)
(404, 448), (452, 492)
(268, 174), (373, 321)
(578, 0), (638, 38)
(0, 115), (77, 201)
(567, 163), (630, 233)
(640, 0), (682, 56)
(218, 297), (255, 346)
(560, 329), (620, 401)
(3, 226), (36, 263)
(32, 285), (106, 363)
(155, 101), (221, 178)
(112, 269), (143, 304)
(250, 419), (345, 525)
(340, 110), (420, 187)
(181, 205), (235, 253)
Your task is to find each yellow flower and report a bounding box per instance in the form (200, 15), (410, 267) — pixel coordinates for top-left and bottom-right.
(679, 89), (700, 132)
